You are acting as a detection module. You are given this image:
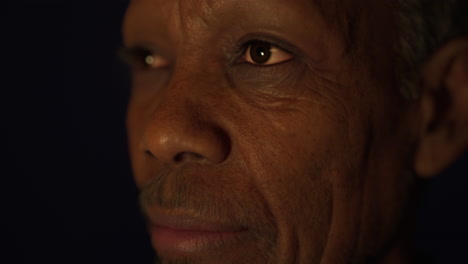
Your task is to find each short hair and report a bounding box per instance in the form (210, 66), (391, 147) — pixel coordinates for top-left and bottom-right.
(397, 0), (468, 99)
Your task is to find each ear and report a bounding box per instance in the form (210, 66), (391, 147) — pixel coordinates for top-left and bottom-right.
(414, 38), (468, 177)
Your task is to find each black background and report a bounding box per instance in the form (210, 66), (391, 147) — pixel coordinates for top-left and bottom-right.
(3, 1), (468, 263)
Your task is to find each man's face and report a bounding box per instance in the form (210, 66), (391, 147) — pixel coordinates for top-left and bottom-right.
(123, 0), (415, 263)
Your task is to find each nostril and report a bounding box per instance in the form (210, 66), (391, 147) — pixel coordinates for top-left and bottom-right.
(174, 152), (205, 163)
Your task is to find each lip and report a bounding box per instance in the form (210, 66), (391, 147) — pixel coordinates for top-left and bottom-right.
(148, 210), (248, 255)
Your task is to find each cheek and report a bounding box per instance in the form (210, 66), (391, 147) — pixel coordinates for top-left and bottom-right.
(233, 96), (361, 260)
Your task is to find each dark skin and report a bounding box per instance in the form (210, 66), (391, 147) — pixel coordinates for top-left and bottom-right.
(122, 0), (468, 263)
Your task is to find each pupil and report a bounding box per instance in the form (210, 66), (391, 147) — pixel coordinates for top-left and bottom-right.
(250, 41), (271, 64)
(256, 48), (266, 57)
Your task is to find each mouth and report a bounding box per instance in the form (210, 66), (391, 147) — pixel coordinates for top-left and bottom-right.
(148, 210), (249, 256)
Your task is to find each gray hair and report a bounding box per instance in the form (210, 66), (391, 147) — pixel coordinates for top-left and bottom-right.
(397, 0), (468, 99)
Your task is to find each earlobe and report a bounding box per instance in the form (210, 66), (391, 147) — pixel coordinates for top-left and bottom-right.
(414, 38), (468, 177)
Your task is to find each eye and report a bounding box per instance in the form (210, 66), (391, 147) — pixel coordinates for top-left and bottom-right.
(119, 47), (169, 70)
(141, 53), (169, 69)
(243, 40), (293, 65)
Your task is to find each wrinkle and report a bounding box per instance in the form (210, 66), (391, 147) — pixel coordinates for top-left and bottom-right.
(305, 64), (352, 126)
(176, 0), (226, 35)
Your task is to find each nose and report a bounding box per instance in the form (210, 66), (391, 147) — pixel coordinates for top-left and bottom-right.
(142, 83), (231, 165)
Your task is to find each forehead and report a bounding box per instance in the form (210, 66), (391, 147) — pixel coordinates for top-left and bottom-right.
(124, 0), (334, 37)
(127, 0), (320, 17)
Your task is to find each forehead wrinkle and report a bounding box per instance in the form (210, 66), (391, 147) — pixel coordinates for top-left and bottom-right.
(173, 0), (228, 43)
(125, 0), (214, 49)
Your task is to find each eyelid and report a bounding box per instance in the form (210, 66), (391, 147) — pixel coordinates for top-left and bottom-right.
(118, 46), (169, 70)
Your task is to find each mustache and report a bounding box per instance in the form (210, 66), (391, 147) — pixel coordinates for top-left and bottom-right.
(139, 166), (193, 210)
(138, 165), (277, 237)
